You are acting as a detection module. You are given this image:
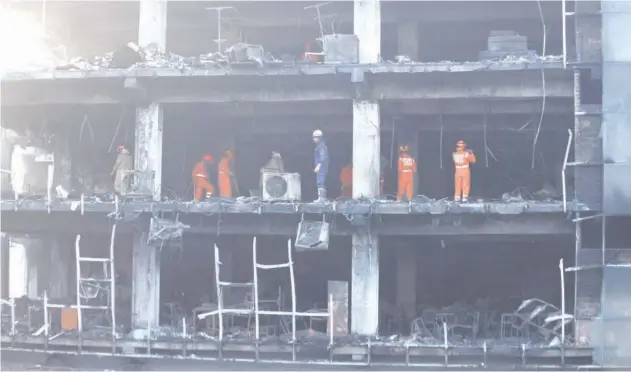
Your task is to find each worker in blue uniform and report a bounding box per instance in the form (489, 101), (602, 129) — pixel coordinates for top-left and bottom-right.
(312, 129), (329, 202)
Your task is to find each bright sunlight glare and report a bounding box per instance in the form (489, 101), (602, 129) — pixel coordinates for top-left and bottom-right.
(0, 7), (63, 73)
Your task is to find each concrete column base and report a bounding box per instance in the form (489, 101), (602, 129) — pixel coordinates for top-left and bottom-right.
(351, 226), (379, 336)
(132, 232), (161, 330)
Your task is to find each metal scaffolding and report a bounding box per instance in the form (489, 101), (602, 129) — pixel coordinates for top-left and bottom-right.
(206, 237), (332, 360)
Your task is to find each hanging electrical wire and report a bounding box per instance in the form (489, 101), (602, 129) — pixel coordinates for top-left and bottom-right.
(107, 109), (127, 153)
(532, 0), (547, 169)
(79, 114), (95, 142)
(389, 115), (396, 169)
(439, 109), (444, 169)
(483, 108), (489, 167)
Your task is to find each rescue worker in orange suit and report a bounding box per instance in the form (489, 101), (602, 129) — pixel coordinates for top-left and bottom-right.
(218, 149), (236, 198)
(110, 145), (133, 195)
(340, 163), (353, 198)
(397, 145), (417, 201)
(192, 154), (215, 201)
(452, 140), (476, 202)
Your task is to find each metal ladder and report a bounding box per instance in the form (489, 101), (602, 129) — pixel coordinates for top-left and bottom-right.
(73, 224), (117, 351)
(213, 245), (254, 345)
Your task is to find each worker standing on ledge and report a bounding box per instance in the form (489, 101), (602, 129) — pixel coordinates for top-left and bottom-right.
(453, 140), (476, 202)
(397, 145), (417, 201)
(218, 149), (235, 198)
(340, 163), (352, 198)
(313, 129), (329, 202)
(111, 145), (133, 195)
(192, 154), (215, 201)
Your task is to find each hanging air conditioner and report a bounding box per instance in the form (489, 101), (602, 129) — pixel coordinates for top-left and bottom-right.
(261, 172), (301, 202)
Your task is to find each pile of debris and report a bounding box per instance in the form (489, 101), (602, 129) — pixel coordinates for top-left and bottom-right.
(479, 30), (536, 61)
(56, 41), (279, 72)
(406, 297), (574, 347)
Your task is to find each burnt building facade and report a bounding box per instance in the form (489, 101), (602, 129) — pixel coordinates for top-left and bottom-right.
(1, 0), (630, 368)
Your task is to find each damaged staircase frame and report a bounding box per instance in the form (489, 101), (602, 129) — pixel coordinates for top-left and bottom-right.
(210, 237), (332, 360)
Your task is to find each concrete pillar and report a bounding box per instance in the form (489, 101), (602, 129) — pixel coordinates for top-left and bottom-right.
(397, 124), (420, 196)
(132, 232), (161, 329)
(135, 0), (166, 201)
(397, 21), (420, 60)
(48, 238), (69, 299)
(8, 236), (43, 299)
(351, 0), (381, 337)
(395, 247), (417, 333)
(135, 104), (163, 201)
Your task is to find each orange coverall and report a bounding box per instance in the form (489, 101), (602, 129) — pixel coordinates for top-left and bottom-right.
(218, 153), (234, 198)
(397, 154), (417, 201)
(192, 161), (214, 200)
(340, 164), (353, 197)
(452, 150), (476, 201)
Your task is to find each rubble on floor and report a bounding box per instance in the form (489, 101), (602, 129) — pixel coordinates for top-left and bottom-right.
(6, 37), (565, 74)
(405, 297), (574, 347)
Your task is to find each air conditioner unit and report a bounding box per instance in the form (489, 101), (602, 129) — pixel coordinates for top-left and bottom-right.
(261, 172), (301, 202)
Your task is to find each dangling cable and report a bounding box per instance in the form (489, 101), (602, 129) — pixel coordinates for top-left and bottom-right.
(532, 0), (547, 169)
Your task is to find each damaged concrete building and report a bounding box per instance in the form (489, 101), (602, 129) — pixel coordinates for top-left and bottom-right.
(1, 0), (630, 369)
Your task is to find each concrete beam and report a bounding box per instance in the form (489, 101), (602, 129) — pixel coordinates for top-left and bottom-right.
(65, 1), (557, 32)
(0, 212), (575, 236)
(131, 232), (161, 329)
(1, 71), (572, 106)
(166, 99), (572, 120)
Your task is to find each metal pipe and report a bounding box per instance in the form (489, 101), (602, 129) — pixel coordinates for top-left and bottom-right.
(43, 290), (49, 338)
(10, 298), (16, 336)
(213, 244), (223, 345)
(443, 322), (449, 365)
(328, 293), (333, 348)
(46, 163), (53, 214)
(562, 128), (573, 212)
(573, 212), (581, 338)
(109, 223), (117, 353)
(287, 239), (296, 358)
(182, 317), (187, 357)
(572, 213), (602, 223)
(257, 310), (329, 317)
(562, 0), (567, 68)
(74, 234), (83, 353)
(600, 215), (606, 363)
(252, 237), (260, 343)
(559, 258), (566, 365)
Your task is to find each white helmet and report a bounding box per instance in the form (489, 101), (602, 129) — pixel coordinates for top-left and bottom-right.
(312, 129), (323, 137)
